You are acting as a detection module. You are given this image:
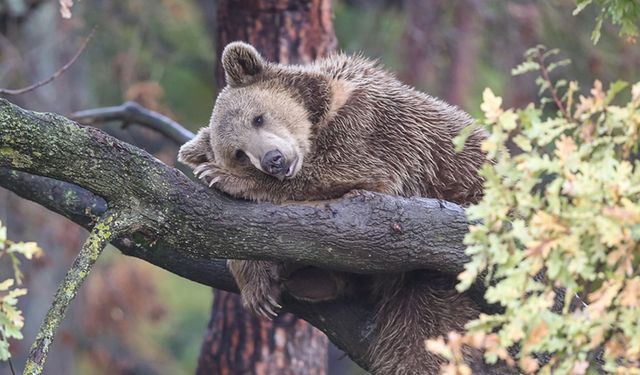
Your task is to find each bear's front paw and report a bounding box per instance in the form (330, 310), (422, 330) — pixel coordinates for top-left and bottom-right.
(193, 162), (231, 188)
(240, 278), (283, 320)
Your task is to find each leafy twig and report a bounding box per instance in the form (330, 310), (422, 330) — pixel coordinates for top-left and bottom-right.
(0, 27), (96, 96)
(536, 53), (571, 121)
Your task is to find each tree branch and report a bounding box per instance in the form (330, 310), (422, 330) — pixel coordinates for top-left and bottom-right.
(24, 210), (132, 375)
(70, 101), (195, 144)
(0, 99), (471, 274)
(0, 28), (96, 96)
(0, 99), (476, 369)
(0, 168), (237, 291)
(0, 168), (374, 367)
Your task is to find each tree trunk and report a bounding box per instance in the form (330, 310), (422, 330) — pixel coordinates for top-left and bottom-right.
(398, 0), (442, 90)
(197, 293), (328, 375)
(197, 1), (337, 374)
(444, 0), (484, 107)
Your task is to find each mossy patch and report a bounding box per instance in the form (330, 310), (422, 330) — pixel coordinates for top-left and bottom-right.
(0, 146), (33, 168)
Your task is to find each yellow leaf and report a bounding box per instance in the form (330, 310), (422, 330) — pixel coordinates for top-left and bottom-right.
(59, 0), (73, 19)
(526, 239), (554, 259)
(458, 364), (472, 375)
(480, 88), (504, 123)
(425, 337), (451, 357)
(632, 82), (640, 105)
(531, 211), (566, 234)
(499, 110), (518, 131)
(0, 279), (14, 291)
(520, 356), (539, 374)
(620, 278), (640, 307)
(8, 241), (43, 259)
(587, 280), (622, 318)
(591, 79), (605, 107)
(574, 95), (594, 118)
(554, 135), (577, 163)
(603, 205), (640, 223)
(571, 361), (589, 375)
(527, 321), (548, 346)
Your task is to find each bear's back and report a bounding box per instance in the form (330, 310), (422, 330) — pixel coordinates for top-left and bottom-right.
(308, 53), (486, 205)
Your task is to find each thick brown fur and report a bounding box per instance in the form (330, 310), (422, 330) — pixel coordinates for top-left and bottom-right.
(179, 42), (506, 374)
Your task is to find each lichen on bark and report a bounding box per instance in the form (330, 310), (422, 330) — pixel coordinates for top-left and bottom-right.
(23, 211), (134, 375)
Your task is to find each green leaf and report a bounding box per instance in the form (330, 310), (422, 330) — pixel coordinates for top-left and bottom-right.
(573, 0), (593, 15)
(591, 13), (604, 44)
(511, 61), (540, 76)
(453, 125), (477, 153)
(0, 279), (13, 291)
(605, 80), (629, 105)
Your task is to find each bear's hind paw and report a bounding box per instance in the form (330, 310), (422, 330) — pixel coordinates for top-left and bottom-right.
(241, 282), (283, 320)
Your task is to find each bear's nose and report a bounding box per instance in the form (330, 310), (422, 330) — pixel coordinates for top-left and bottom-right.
(261, 150), (286, 176)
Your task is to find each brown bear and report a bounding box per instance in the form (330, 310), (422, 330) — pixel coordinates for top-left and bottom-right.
(178, 42), (506, 374)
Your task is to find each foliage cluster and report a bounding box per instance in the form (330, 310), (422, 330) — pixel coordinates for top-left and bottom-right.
(574, 0), (640, 43)
(430, 46), (640, 374)
(0, 222), (42, 361)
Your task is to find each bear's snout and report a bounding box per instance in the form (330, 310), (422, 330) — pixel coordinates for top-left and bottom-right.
(261, 149), (287, 177)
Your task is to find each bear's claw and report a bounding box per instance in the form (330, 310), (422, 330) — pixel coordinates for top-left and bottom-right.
(240, 279), (283, 320)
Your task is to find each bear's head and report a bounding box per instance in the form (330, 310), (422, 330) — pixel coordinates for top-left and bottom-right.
(179, 42), (334, 181)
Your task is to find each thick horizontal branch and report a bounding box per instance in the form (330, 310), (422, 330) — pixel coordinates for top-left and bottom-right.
(0, 168), (374, 366)
(0, 99), (471, 274)
(0, 99), (477, 368)
(0, 168), (237, 291)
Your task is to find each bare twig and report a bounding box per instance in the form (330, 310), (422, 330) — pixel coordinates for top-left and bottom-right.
(0, 332), (17, 375)
(0, 27), (96, 96)
(71, 101), (195, 144)
(22, 210), (134, 375)
(8, 357), (15, 375)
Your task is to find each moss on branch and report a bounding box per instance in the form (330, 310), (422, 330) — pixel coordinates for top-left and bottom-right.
(23, 211), (134, 374)
(0, 99), (483, 370)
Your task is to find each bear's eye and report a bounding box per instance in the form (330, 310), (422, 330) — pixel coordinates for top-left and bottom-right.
(252, 114), (264, 127)
(234, 149), (247, 161)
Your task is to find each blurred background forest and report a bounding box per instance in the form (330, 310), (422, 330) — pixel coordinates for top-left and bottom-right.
(0, 0), (637, 374)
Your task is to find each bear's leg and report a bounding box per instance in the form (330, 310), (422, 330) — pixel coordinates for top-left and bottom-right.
(282, 267), (351, 302)
(227, 259), (284, 319)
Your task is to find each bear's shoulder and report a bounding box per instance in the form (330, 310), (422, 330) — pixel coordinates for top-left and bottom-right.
(309, 52), (389, 83)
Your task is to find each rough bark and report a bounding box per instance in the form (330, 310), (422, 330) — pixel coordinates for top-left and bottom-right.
(197, 293), (328, 375)
(24, 211), (132, 375)
(0, 99), (477, 371)
(215, 0), (337, 87)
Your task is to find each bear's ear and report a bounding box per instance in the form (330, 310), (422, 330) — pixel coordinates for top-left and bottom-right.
(178, 127), (213, 168)
(222, 42), (266, 87)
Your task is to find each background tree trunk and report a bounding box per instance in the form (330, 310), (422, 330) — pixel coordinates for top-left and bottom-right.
(197, 0), (337, 374)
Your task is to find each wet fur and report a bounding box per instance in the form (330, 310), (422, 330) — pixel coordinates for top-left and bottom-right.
(179, 42), (504, 374)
